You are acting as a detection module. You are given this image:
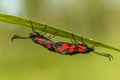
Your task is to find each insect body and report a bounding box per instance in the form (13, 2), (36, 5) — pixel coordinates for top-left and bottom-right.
(12, 20), (56, 52)
(29, 32), (56, 52)
(54, 42), (93, 55)
(54, 34), (113, 61)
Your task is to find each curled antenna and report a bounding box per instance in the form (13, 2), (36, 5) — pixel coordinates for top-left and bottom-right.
(93, 51), (113, 61)
(11, 35), (28, 42)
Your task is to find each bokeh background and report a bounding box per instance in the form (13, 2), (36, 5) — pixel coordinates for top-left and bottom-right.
(0, 0), (120, 80)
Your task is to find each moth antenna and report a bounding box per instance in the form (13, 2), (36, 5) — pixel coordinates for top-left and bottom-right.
(93, 51), (113, 61)
(11, 35), (28, 42)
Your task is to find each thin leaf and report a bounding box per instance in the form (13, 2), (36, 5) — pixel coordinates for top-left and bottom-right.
(0, 13), (120, 52)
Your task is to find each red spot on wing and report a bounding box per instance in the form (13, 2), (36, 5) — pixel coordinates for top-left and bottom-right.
(46, 41), (51, 49)
(37, 38), (43, 44)
(78, 45), (87, 52)
(69, 45), (76, 53)
(60, 43), (70, 51)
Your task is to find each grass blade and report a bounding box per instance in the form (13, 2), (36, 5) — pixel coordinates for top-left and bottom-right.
(0, 13), (120, 52)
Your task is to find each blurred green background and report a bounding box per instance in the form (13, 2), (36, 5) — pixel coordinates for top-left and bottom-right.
(0, 0), (120, 80)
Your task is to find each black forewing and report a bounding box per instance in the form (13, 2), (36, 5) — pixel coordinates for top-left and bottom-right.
(55, 42), (74, 54)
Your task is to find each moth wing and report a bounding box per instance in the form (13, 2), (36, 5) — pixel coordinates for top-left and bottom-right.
(55, 42), (72, 54)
